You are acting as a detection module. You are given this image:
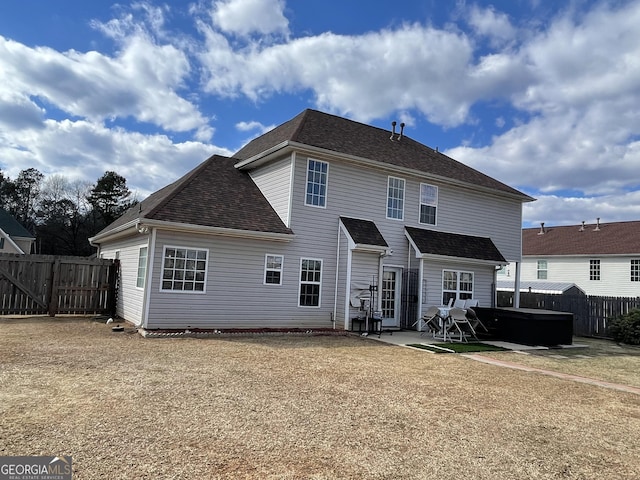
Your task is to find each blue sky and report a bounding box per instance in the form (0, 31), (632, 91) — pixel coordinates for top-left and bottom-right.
(1, 0), (639, 228)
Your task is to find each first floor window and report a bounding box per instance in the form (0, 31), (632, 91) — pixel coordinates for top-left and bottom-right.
(590, 259), (601, 281)
(299, 258), (322, 307)
(631, 259), (640, 282)
(419, 183), (438, 225)
(264, 254), (283, 285)
(537, 260), (548, 280)
(161, 246), (208, 292)
(136, 246), (148, 288)
(387, 176), (405, 220)
(442, 270), (474, 305)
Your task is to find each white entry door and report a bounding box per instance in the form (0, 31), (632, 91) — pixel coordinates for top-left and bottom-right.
(381, 267), (402, 328)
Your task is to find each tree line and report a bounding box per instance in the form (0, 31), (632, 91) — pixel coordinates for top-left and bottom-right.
(0, 168), (138, 256)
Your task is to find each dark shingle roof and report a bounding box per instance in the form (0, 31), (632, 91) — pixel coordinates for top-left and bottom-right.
(0, 208), (33, 238)
(235, 109), (532, 200)
(340, 217), (388, 247)
(93, 155), (292, 239)
(405, 226), (506, 263)
(523, 220), (640, 256)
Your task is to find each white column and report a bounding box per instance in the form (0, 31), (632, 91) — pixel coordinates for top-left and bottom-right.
(513, 261), (522, 308)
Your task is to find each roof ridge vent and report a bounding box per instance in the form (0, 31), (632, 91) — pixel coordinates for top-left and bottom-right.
(579, 220), (585, 231)
(538, 222), (545, 235)
(390, 121), (396, 140)
(594, 217), (601, 231)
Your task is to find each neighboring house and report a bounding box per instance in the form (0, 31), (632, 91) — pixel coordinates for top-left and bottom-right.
(89, 109), (533, 331)
(503, 220), (640, 297)
(0, 208), (35, 254)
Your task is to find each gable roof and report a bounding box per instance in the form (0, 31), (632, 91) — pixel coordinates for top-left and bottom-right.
(92, 155), (292, 242)
(234, 109), (533, 201)
(0, 208), (34, 239)
(405, 226), (506, 263)
(340, 217), (388, 247)
(523, 220), (640, 256)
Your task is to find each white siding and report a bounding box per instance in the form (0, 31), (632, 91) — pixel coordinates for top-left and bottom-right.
(99, 235), (149, 325)
(249, 156), (293, 227)
(520, 256), (640, 297)
(146, 230), (335, 329)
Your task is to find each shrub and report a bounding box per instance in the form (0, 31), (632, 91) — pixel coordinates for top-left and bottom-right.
(608, 309), (640, 345)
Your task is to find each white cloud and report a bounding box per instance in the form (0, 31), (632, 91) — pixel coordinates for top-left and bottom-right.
(211, 0), (289, 37)
(0, 117), (229, 197)
(466, 4), (516, 46)
(0, 4), (213, 140)
(198, 23), (476, 125)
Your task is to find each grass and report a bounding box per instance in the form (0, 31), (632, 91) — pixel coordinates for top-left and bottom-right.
(1, 317), (640, 479)
(408, 342), (510, 353)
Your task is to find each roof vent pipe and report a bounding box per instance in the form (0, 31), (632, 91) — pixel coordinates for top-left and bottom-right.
(390, 121), (397, 140)
(538, 222), (545, 235)
(594, 217), (601, 231)
(579, 221), (585, 231)
(398, 122), (405, 140)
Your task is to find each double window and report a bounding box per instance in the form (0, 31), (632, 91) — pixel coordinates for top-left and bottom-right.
(305, 159), (328, 207)
(442, 270), (473, 305)
(264, 254), (283, 285)
(387, 176), (405, 220)
(590, 259), (601, 281)
(299, 258), (322, 307)
(537, 260), (548, 280)
(419, 183), (438, 225)
(160, 246), (208, 292)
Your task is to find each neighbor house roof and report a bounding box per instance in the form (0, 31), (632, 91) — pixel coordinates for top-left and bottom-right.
(0, 208), (34, 239)
(340, 217), (388, 247)
(235, 109), (533, 201)
(405, 226), (506, 263)
(523, 220), (640, 256)
(91, 155), (292, 242)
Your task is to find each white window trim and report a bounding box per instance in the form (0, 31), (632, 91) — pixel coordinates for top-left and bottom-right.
(136, 246), (148, 289)
(298, 257), (323, 308)
(442, 269), (474, 303)
(631, 259), (640, 282)
(537, 260), (548, 280)
(159, 245), (209, 294)
(264, 254), (284, 286)
(386, 176), (405, 220)
(304, 158), (329, 209)
(590, 259), (601, 281)
(418, 183), (438, 226)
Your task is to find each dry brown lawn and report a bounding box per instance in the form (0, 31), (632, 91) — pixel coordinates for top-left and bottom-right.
(1, 317), (639, 479)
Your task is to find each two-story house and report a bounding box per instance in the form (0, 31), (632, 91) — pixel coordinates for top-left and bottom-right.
(0, 208), (35, 254)
(507, 220), (640, 297)
(89, 109), (533, 332)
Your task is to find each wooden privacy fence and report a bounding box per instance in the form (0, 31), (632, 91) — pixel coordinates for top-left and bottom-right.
(498, 291), (640, 338)
(0, 253), (118, 317)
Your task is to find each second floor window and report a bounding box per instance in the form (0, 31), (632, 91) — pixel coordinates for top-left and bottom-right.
(590, 259), (601, 281)
(419, 183), (438, 225)
(537, 260), (548, 280)
(387, 176), (405, 220)
(631, 259), (640, 282)
(305, 159), (328, 207)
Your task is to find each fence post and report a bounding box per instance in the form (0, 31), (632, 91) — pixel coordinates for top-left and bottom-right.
(47, 259), (61, 317)
(106, 259), (119, 318)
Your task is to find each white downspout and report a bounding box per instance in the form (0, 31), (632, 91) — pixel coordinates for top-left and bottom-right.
(333, 222), (341, 329)
(513, 261), (521, 308)
(141, 227), (157, 329)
